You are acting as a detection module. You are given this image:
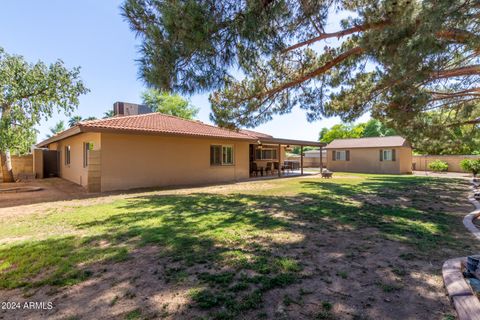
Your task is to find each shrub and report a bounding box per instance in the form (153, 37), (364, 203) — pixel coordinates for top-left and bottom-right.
(428, 160), (449, 172)
(460, 159), (480, 176)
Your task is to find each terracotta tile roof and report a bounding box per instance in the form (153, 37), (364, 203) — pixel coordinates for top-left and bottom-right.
(77, 113), (255, 140)
(325, 136), (409, 149)
(239, 129), (273, 139)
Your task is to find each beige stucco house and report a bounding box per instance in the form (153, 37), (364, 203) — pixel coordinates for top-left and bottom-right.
(325, 136), (412, 174)
(36, 110), (322, 192)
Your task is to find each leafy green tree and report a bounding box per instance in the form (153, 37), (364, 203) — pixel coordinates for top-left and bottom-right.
(84, 116), (97, 121)
(0, 47), (88, 182)
(47, 120), (66, 138)
(123, 0), (479, 141)
(318, 128), (329, 142)
(405, 110), (480, 154)
(141, 89), (199, 120)
(68, 115), (83, 127)
(320, 124), (363, 144)
(362, 119), (396, 137)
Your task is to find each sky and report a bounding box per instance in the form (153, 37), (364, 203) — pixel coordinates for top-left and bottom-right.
(0, 0), (369, 142)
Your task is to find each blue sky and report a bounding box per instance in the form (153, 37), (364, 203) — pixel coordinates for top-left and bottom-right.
(1, 0), (368, 142)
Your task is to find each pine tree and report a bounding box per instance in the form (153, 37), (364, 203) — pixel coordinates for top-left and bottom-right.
(123, 0), (479, 142)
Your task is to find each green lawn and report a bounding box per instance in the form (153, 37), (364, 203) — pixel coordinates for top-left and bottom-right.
(0, 173), (476, 319)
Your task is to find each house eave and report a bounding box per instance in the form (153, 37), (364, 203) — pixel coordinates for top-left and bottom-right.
(324, 145), (410, 149)
(79, 125), (257, 141)
(36, 126), (83, 148)
(258, 138), (325, 147)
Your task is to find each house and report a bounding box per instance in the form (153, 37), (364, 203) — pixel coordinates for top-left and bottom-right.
(35, 104), (323, 192)
(286, 149), (327, 168)
(324, 136), (412, 174)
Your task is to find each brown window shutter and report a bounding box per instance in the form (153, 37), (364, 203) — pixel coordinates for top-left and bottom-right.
(346, 150), (350, 161)
(379, 149), (383, 161)
(392, 149), (396, 161)
(332, 150), (336, 161)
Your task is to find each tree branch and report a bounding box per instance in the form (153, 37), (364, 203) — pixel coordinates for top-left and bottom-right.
(255, 46), (364, 100)
(283, 22), (480, 55)
(447, 117), (480, 126)
(428, 87), (480, 99)
(282, 22), (387, 53)
(432, 65), (480, 80)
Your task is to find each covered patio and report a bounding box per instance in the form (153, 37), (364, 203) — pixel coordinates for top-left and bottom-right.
(249, 137), (326, 178)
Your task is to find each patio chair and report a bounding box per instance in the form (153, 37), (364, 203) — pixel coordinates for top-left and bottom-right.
(274, 162), (282, 174)
(250, 162), (262, 177)
(321, 169), (333, 179)
(283, 161), (292, 173)
(265, 162), (273, 175)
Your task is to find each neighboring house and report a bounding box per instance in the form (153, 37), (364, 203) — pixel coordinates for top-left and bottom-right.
(286, 149), (327, 168)
(324, 136), (412, 174)
(35, 104), (322, 192)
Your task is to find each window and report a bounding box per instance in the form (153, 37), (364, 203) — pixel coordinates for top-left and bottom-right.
(383, 150), (392, 161)
(64, 145), (71, 165)
(255, 148), (278, 160)
(332, 150), (350, 161)
(211, 145), (234, 166)
(381, 149), (396, 161)
(222, 146), (234, 165)
(336, 151), (346, 161)
(210, 145), (221, 165)
(83, 142), (90, 168)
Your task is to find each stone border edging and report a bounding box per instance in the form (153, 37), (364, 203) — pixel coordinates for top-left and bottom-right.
(443, 178), (480, 320)
(463, 179), (480, 240)
(443, 258), (480, 320)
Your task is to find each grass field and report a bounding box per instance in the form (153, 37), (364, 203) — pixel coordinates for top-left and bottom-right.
(0, 173), (476, 319)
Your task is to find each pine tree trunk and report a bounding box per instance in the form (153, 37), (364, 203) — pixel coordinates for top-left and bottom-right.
(0, 150), (14, 182)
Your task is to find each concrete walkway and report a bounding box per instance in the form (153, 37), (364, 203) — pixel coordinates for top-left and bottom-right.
(443, 178), (480, 320)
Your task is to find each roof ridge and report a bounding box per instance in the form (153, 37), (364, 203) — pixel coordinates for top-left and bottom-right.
(239, 128), (273, 138)
(83, 111), (252, 138)
(78, 112), (155, 125)
(80, 112), (253, 137)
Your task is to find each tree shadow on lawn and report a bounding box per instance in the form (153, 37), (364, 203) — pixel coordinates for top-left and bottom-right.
(297, 175), (472, 251)
(0, 176), (474, 319)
